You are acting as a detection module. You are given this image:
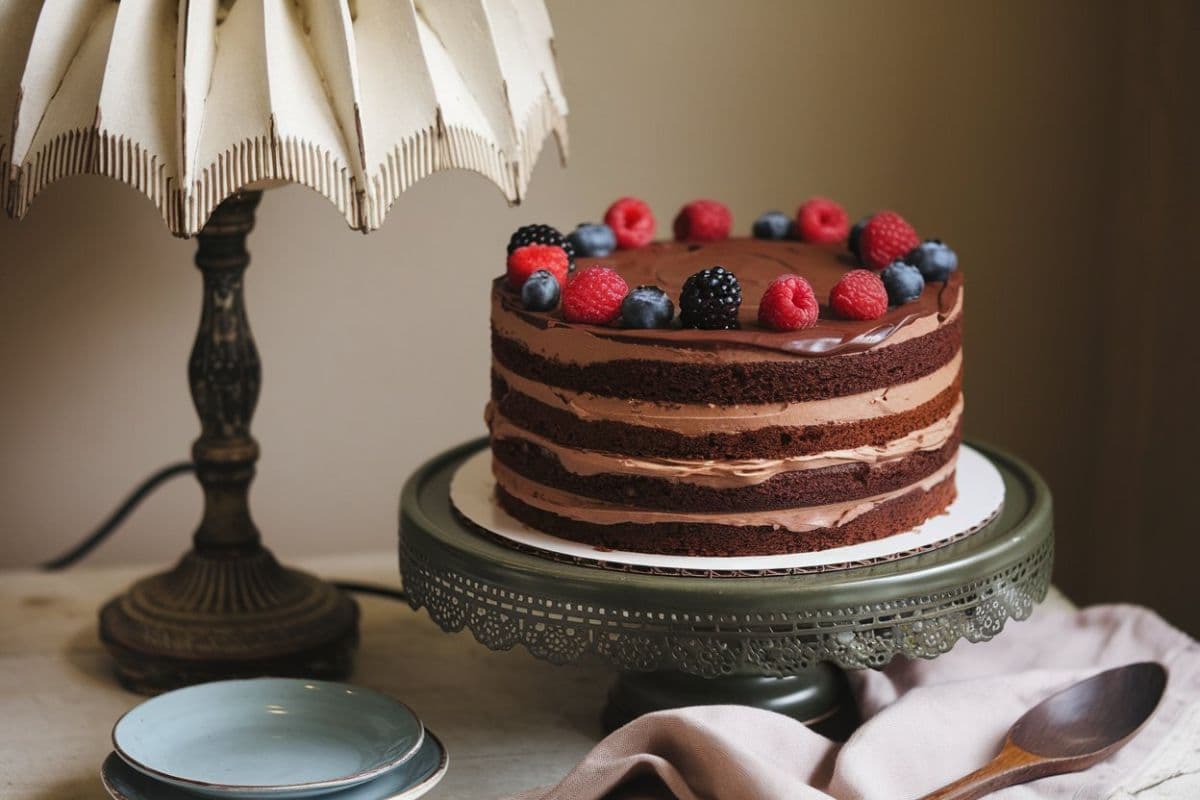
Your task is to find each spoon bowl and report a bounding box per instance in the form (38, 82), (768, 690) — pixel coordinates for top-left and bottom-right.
(1009, 661), (1167, 760)
(919, 662), (1167, 800)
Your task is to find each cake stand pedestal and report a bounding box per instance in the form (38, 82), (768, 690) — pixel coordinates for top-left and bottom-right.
(398, 439), (1053, 734)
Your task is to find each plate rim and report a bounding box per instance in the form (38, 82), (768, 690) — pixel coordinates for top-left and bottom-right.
(386, 730), (449, 800)
(110, 678), (425, 797)
(101, 730), (450, 800)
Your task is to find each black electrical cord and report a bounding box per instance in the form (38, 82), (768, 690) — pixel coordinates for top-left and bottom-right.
(40, 462), (408, 602)
(40, 461), (196, 570)
(328, 580), (408, 602)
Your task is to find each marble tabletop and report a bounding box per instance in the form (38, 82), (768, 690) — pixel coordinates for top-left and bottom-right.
(0, 552), (613, 800)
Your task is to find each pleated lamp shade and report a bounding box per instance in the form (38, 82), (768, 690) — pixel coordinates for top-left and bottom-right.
(0, 0), (568, 236)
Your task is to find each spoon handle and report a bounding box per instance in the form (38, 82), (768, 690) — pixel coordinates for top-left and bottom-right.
(916, 742), (1047, 800)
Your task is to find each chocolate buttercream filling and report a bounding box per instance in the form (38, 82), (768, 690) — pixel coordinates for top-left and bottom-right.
(492, 456), (958, 532)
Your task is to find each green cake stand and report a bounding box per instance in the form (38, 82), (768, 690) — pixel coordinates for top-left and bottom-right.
(398, 438), (1052, 734)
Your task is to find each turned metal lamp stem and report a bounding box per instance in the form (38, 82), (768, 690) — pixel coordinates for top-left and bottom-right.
(99, 191), (358, 693)
(189, 191), (264, 555)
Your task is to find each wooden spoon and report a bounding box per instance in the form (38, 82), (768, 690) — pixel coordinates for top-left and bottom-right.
(917, 662), (1166, 800)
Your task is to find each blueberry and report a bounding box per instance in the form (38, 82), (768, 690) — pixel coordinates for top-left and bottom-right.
(752, 211), (793, 240)
(521, 270), (560, 311)
(848, 215), (872, 262)
(567, 223), (617, 258)
(905, 239), (958, 281)
(621, 285), (675, 328)
(880, 261), (925, 305)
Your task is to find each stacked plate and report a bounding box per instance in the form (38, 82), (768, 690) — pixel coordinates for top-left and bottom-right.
(102, 679), (447, 800)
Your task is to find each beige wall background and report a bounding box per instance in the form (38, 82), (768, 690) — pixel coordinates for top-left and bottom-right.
(1, 2), (1197, 633)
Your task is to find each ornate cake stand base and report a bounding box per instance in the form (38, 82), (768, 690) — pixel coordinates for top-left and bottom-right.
(604, 666), (854, 735)
(399, 439), (1053, 732)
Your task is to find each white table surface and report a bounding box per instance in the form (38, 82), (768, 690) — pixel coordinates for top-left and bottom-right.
(0, 552), (613, 800)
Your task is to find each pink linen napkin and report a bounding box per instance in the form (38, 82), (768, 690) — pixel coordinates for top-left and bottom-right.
(511, 597), (1200, 800)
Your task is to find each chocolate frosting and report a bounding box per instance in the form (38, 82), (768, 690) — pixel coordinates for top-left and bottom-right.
(497, 238), (962, 356)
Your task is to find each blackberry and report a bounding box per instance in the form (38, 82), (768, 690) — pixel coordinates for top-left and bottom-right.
(679, 266), (742, 330)
(507, 224), (575, 268)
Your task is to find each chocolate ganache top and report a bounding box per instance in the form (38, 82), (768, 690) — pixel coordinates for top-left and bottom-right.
(496, 238), (962, 357)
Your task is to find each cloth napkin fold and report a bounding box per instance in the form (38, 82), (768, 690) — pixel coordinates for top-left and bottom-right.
(511, 596), (1200, 800)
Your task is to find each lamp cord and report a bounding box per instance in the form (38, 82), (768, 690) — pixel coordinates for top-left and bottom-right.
(38, 462), (408, 602)
(39, 462), (196, 570)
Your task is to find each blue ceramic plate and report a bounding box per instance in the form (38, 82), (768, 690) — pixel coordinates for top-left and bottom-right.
(112, 679), (424, 799)
(102, 730), (449, 800)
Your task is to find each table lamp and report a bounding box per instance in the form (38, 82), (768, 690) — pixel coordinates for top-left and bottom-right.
(0, 0), (567, 692)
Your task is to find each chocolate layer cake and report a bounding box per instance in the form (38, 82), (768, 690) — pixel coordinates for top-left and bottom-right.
(486, 237), (963, 557)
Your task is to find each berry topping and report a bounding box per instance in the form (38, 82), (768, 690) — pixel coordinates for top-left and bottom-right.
(680, 266), (742, 330)
(673, 199), (733, 242)
(848, 215), (871, 262)
(905, 239), (959, 282)
(830, 269), (889, 320)
(758, 274), (819, 331)
(859, 211), (920, 270)
(567, 223), (617, 258)
(507, 224), (574, 267)
(752, 211), (794, 240)
(562, 267), (629, 325)
(604, 197), (656, 249)
(520, 269), (561, 311)
(506, 244), (569, 290)
(621, 285), (675, 329)
(795, 197), (850, 245)
(880, 261), (925, 305)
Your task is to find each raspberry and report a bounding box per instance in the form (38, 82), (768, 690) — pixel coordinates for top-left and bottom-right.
(830, 269), (889, 320)
(673, 199), (732, 242)
(859, 211), (919, 270)
(758, 275), (819, 331)
(562, 267), (628, 324)
(604, 197), (656, 249)
(506, 244), (568, 290)
(795, 197), (849, 245)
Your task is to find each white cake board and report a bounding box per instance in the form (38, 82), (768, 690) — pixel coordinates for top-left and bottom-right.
(450, 445), (1005, 575)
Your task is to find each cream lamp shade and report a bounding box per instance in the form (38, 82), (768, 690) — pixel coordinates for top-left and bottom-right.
(0, 0), (569, 234)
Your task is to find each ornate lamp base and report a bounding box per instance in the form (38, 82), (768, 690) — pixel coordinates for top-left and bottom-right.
(98, 191), (358, 692)
(100, 550), (358, 693)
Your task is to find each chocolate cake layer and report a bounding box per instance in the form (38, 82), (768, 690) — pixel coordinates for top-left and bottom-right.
(492, 313), (961, 405)
(493, 473), (958, 557)
(491, 371), (963, 460)
(491, 423), (961, 511)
